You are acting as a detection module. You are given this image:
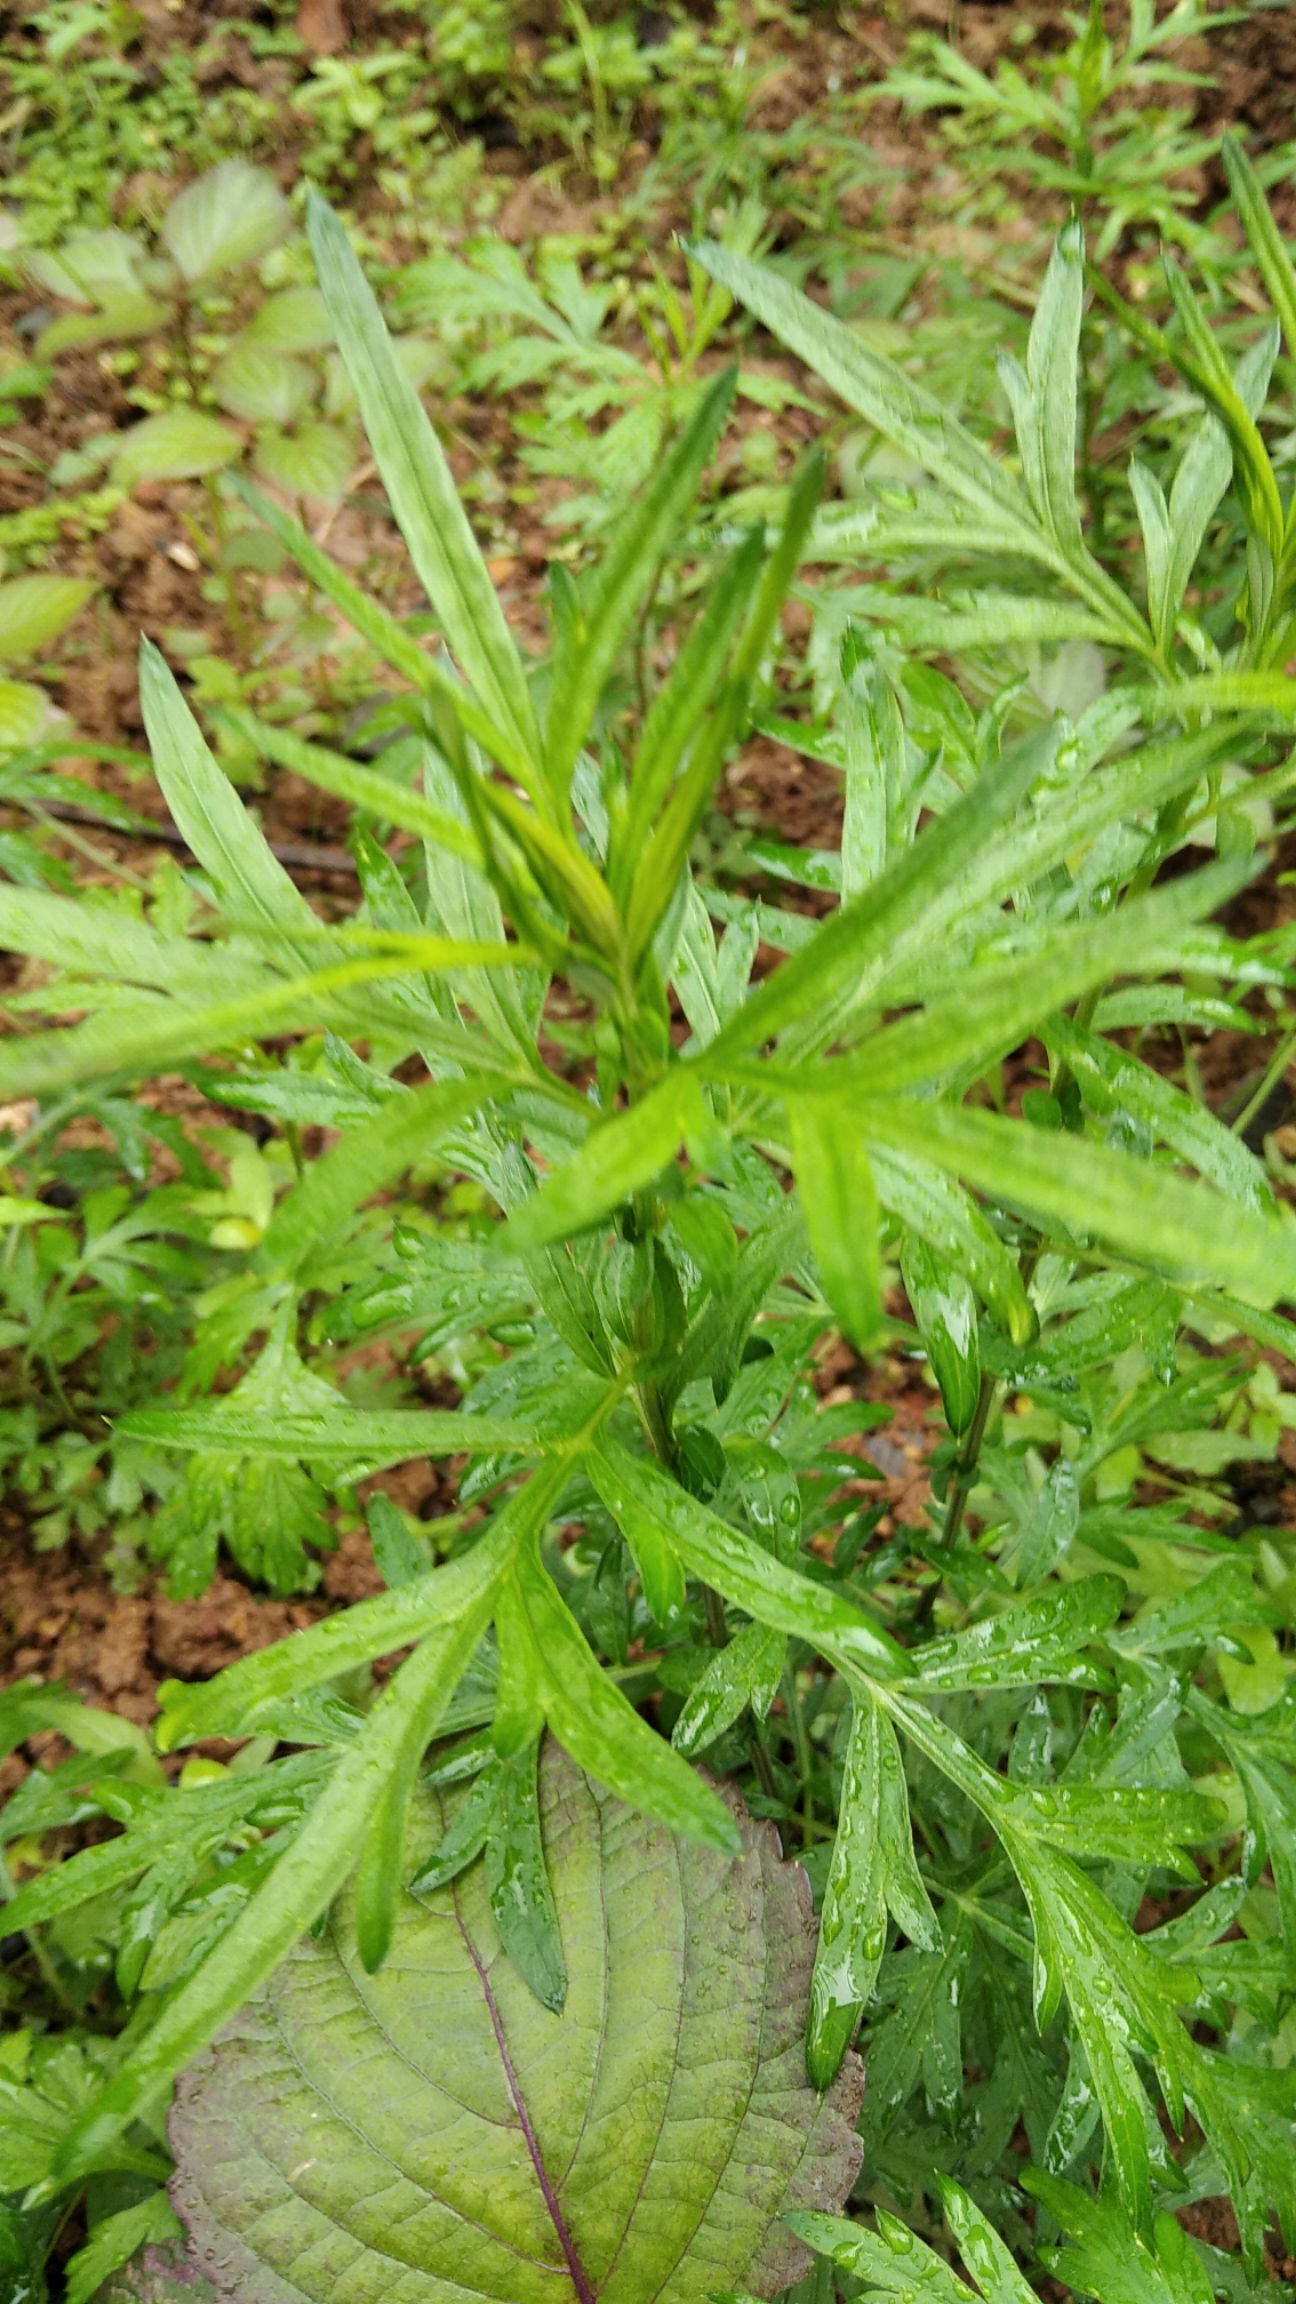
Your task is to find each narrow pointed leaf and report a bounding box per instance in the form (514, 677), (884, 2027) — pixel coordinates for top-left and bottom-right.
(231, 479), (527, 775)
(307, 194), (542, 782)
(701, 723), (1053, 1061)
(544, 369), (736, 806)
(809, 1694), (937, 2088)
(588, 1435), (907, 1676)
(512, 1539), (740, 1853)
(484, 1735), (568, 2011)
(50, 1593), (499, 2185)
(788, 1098), (881, 1349)
(901, 1235), (980, 1436)
(256, 1074), (501, 1277)
(853, 1094), (1296, 1306)
(506, 1071), (710, 1251)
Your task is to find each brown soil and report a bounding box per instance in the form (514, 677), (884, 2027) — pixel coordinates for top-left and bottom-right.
(0, 1513), (386, 1757)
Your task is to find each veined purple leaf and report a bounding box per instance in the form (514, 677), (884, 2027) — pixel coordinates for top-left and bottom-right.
(168, 1742), (863, 2302)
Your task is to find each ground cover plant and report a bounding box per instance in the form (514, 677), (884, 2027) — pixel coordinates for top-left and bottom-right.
(4, 4), (1296, 2302)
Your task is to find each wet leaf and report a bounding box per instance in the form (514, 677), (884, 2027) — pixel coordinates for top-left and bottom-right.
(169, 1743), (863, 2302)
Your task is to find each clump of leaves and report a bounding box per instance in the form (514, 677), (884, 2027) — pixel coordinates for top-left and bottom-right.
(22, 155), (440, 541)
(391, 214), (799, 546)
(883, 0), (1230, 262)
(24, 161), (356, 508)
(3, 175), (1296, 2304)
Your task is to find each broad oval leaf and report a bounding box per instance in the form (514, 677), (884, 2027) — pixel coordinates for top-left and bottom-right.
(160, 160), (290, 285)
(239, 284), (333, 352)
(169, 1742), (863, 2303)
(212, 345), (315, 426)
(0, 573), (95, 664)
(113, 411), (241, 489)
(252, 419), (354, 502)
(0, 674), (54, 744)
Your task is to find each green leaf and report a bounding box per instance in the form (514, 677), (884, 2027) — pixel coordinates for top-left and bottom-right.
(1161, 256), (1283, 561)
(307, 193), (542, 786)
(587, 1438), (687, 1623)
(841, 655), (902, 897)
(801, 862), (1237, 1101)
(1050, 1018), (1272, 1214)
(688, 235), (1147, 651)
(155, 1500), (529, 1750)
(701, 721), (1053, 1062)
(112, 410), (241, 488)
(940, 2184), (1047, 2304)
(1002, 1841), (1178, 2228)
(911, 1574), (1122, 1692)
(1133, 413), (1233, 655)
(255, 1074), (501, 1277)
(160, 159), (290, 284)
(788, 1096), (881, 1348)
(36, 293), (167, 355)
(1190, 1688), (1296, 1949)
(588, 1434), (907, 1677)
(366, 1492), (430, 1589)
(212, 345), (314, 426)
(217, 708), (481, 867)
(231, 477), (527, 774)
(506, 1071), (710, 1251)
(615, 528), (764, 898)
(117, 1403), (537, 1469)
(0, 674), (51, 744)
(26, 225), (147, 305)
(1024, 2172), (1216, 2304)
(0, 951), (496, 1105)
(0, 574), (95, 663)
(849, 1094), (1296, 1308)
(511, 1535), (742, 1853)
(167, 1743), (863, 2302)
(790, 2186), (1035, 2304)
(866, 592), (1123, 652)
(808, 1691), (938, 2087)
(901, 1234), (980, 1436)
(65, 2195), (182, 2304)
(624, 449), (825, 964)
(1222, 137), (1296, 384)
(50, 1583), (501, 2187)
(239, 284), (333, 351)
(484, 1734), (568, 2012)
(543, 369), (736, 807)
(251, 419), (354, 502)
(671, 1619), (786, 1758)
(139, 641), (320, 960)
(997, 219), (1086, 557)
(873, 1146), (1034, 1345)
(687, 239), (1042, 550)
(0, 881), (246, 997)
(409, 1764), (497, 1896)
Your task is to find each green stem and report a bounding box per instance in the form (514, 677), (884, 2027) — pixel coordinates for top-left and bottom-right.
(782, 1661), (817, 1840)
(0, 1848), (78, 2017)
(749, 1734), (779, 1803)
(1231, 1024), (1296, 1143)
